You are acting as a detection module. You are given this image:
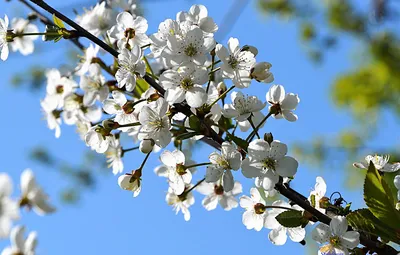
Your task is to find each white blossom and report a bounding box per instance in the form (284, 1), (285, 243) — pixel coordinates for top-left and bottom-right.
(10, 18), (38, 56)
(80, 64), (108, 106)
(266, 84), (300, 122)
(76, 2), (114, 37)
(40, 98), (62, 138)
(76, 44), (99, 76)
(160, 64), (208, 108)
(84, 126), (113, 153)
(106, 137), (124, 175)
(62, 94), (102, 126)
(241, 139), (298, 191)
(118, 173), (141, 197)
(1, 226), (37, 255)
(103, 91), (138, 131)
(264, 200), (306, 245)
(0, 173), (19, 238)
(164, 26), (215, 66)
(222, 92), (265, 121)
(251, 62), (274, 83)
(149, 19), (180, 58)
(215, 37), (256, 88)
(44, 69), (77, 109)
(20, 169), (55, 215)
(312, 216), (360, 255)
(239, 188), (268, 231)
(0, 15), (9, 61)
(138, 98), (171, 148)
(108, 12), (149, 48)
(176, 5), (218, 35)
(308, 176), (327, 214)
(205, 142), (242, 192)
(115, 46), (146, 92)
(353, 154), (400, 172)
(196, 181), (242, 211)
(166, 187), (194, 221)
(107, 0), (137, 14)
(158, 150), (192, 195)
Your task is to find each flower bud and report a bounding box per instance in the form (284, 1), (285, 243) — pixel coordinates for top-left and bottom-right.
(139, 139), (154, 154)
(241, 45), (258, 57)
(319, 197), (331, 209)
(118, 173), (141, 197)
(217, 82), (227, 96)
(102, 119), (119, 130)
(250, 62), (274, 83)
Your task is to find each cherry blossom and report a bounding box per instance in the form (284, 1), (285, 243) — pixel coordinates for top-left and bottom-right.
(166, 187), (194, 221)
(266, 85), (300, 122)
(10, 18), (38, 56)
(196, 181), (242, 211)
(353, 154), (400, 172)
(0, 15), (9, 61)
(0, 173), (19, 238)
(239, 188), (269, 231)
(1, 226), (37, 255)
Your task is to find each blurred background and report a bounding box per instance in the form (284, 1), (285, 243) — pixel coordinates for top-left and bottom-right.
(1, 0), (400, 254)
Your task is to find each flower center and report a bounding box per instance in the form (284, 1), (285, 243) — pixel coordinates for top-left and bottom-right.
(124, 28), (136, 39)
(180, 77), (194, 90)
(228, 55), (239, 69)
(56, 85), (64, 94)
(329, 236), (341, 247)
(254, 203), (266, 214)
(262, 157), (276, 171)
(184, 43), (198, 57)
(149, 118), (165, 130)
(214, 185), (224, 195)
(176, 164), (187, 175)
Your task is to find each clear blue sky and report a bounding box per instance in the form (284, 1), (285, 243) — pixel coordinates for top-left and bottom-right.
(1, 0), (399, 254)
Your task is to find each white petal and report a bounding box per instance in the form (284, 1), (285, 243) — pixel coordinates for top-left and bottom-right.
(20, 169), (35, 194)
(275, 156), (298, 177)
(165, 87), (185, 104)
(112, 90), (127, 106)
(160, 150), (176, 167)
(315, 176), (327, 197)
(287, 227), (306, 242)
(186, 86), (207, 108)
(340, 231), (360, 249)
(202, 194), (219, 211)
(267, 84), (285, 103)
(269, 140), (288, 160)
(0, 173), (12, 196)
(206, 165), (223, 182)
(312, 223), (331, 244)
(330, 216), (348, 236)
(269, 227), (288, 245)
(239, 195), (253, 209)
(222, 170), (234, 192)
(242, 210), (255, 229)
(281, 93), (299, 110)
(282, 110), (298, 122)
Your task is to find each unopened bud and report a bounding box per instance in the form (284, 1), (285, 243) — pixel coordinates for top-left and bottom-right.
(319, 197), (330, 209)
(217, 81), (227, 95)
(102, 119), (119, 130)
(148, 93), (161, 102)
(250, 62), (274, 83)
(118, 173), (141, 197)
(139, 139), (154, 154)
(263, 132), (274, 145)
(241, 45), (258, 57)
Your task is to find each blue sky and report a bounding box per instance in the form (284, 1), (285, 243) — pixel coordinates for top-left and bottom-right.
(1, 0), (399, 254)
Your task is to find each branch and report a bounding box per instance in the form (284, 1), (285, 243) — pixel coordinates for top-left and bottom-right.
(19, 0), (84, 50)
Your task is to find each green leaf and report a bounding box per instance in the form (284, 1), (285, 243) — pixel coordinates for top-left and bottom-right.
(275, 210), (307, 228)
(347, 209), (400, 244)
(364, 162), (400, 229)
(188, 116), (201, 131)
(383, 170), (400, 207)
(135, 78), (149, 97)
(225, 132), (249, 150)
(52, 14), (65, 28)
(175, 132), (201, 141)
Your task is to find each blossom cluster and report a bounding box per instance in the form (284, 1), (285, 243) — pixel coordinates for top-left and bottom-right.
(0, 170), (55, 255)
(2, 1), (400, 254)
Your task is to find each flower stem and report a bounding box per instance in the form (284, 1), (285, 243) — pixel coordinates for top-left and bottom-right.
(207, 59), (221, 68)
(208, 85), (234, 107)
(117, 122), (141, 128)
(138, 152), (152, 170)
(264, 205), (298, 211)
(143, 56), (155, 77)
(185, 162), (212, 169)
(206, 53), (216, 93)
(246, 112), (272, 142)
(185, 178), (206, 194)
(248, 116), (260, 139)
(122, 146), (139, 154)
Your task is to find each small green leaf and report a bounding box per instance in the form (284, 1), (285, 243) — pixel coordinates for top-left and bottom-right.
(188, 116), (201, 131)
(364, 162), (400, 229)
(347, 209), (400, 244)
(175, 132), (201, 141)
(135, 78), (149, 97)
(53, 35), (63, 43)
(225, 132), (249, 150)
(383, 170), (400, 207)
(275, 210), (307, 228)
(53, 14), (65, 28)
